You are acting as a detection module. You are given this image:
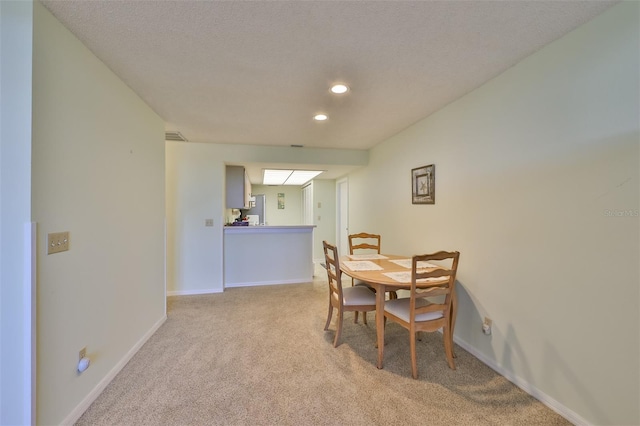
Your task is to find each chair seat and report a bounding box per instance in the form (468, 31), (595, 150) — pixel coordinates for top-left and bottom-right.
(342, 285), (376, 306)
(353, 279), (376, 292)
(384, 298), (444, 322)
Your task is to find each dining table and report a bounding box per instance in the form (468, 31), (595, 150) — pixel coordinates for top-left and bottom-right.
(339, 253), (456, 369)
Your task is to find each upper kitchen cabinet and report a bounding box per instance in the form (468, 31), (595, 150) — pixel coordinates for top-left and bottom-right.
(226, 166), (252, 209)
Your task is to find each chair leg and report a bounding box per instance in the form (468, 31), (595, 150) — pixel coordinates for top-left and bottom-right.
(333, 309), (343, 347)
(451, 328), (457, 358)
(324, 303), (333, 331)
(450, 305), (457, 358)
(444, 325), (456, 370)
(354, 311), (359, 324)
(363, 311), (367, 325)
(410, 331), (418, 379)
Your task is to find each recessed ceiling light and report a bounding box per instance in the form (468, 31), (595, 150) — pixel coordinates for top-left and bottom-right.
(330, 84), (349, 94)
(314, 114), (328, 121)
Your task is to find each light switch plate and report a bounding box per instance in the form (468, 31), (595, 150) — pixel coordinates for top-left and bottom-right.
(48, 231), (70, 254)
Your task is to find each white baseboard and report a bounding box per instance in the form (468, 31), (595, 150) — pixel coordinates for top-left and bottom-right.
(453, 335), (587, 426)
(167, 288), (224, 296)
(167, 280), (312, 295)
(224, 278), (312, 288)
(61, 315), (167, 426)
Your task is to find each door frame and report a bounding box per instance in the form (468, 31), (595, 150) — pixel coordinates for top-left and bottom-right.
(336, 178), (349, 255)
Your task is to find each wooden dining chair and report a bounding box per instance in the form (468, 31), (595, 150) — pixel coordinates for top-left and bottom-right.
(348, 232), (381, 254)
(383, 251), (460, 379)
(348, 232), (381, 324)
(322, 240), (376, 348)
(348, 232), (396, 324)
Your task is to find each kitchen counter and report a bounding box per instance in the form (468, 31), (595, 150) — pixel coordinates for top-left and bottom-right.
(224, 224), (315, 232)
(223, 225), (315, 287)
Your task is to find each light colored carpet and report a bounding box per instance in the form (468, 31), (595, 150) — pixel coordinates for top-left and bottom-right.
(76, 269), (570, 425)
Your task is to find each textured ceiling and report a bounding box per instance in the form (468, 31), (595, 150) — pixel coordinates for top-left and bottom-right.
(41, 0), (616, 152)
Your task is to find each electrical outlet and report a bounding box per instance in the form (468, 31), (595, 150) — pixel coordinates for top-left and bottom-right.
(205, 219), (214, 227)
(482, 317), (492, 335)
(48, 232), (70, 254)
(77, 347), (90, 373)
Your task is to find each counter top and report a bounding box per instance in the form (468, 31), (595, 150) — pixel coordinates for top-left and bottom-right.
(224, 225), (315, 228)
(224, 225), (316, 234)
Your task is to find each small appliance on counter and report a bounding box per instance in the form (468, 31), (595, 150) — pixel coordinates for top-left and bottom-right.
(244, 194), (266, 226)
(245, 215), (260, 226)
(228, 209), (249, 226)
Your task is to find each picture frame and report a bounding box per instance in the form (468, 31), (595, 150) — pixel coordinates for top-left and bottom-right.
(412, 164), (435, 204)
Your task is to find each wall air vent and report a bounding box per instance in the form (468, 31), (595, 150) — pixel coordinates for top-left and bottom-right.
(165, 131), (188, 142)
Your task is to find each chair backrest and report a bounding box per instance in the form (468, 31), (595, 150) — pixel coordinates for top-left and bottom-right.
(410, 251), (460, 323)
(348, 232), (381, 255)
(323, 240), (344, 301)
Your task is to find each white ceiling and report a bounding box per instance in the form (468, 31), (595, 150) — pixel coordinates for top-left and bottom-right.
(41, 0), (617, 182)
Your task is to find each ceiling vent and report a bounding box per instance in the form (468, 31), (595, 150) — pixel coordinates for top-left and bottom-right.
(165, 131), (188, 142)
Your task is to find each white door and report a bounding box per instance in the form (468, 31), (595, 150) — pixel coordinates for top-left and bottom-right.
(336, 178), (349, 255)
(302, 182), (313, 225)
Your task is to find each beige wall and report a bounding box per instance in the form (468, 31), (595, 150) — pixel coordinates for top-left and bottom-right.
(32, 2), (166, 424)
(346, 3), (639, 425)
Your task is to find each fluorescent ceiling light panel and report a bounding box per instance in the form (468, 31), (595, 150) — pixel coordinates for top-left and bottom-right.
(263, 169), (324, 185)
(263, 169), (293, 185)
(285, 170), (323, 185)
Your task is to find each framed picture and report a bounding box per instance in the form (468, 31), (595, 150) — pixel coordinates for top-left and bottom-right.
(412, 164), (435, 204)
(277, 193), (285, 209)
